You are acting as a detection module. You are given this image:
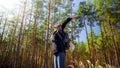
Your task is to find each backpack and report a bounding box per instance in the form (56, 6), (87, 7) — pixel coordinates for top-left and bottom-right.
(57, 31), (70, 49)
(57, 31), (75, 52)
(51, 30), (75, 53)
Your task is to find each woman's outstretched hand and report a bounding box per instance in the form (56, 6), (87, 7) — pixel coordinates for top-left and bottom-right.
(70, 16), (78, 19)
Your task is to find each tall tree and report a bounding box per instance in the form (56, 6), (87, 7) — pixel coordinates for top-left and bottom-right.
(14, 0), (27, 68)
(42, 0), (51, 68)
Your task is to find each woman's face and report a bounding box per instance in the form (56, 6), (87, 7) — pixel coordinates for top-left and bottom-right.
(54, 26), (60, 30)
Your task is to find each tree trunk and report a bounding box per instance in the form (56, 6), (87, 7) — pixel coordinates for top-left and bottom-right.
(1, 18), (7, 43)
(70, 0), (75, 67)
(25, 2), (33, 68)
(99, 22), (105, 63)
(90, 21), (96, 65)
(14, 0), (27, 68)
(100, 21), (111, 64)
(83, 20), (91, 59)
(42, 0), (51, 68)
(108, 16), (119, 66)
(0, 15), (3, 45)
(102, 21), (112, 65)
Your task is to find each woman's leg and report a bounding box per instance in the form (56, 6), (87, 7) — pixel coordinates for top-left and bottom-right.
(57, 52), (66, 68)
(54, 55), (57, 68)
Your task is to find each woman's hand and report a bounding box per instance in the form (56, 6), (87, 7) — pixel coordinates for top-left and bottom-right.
(70, 16), (78, 18)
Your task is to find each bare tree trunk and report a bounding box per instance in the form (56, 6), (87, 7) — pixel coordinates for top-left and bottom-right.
(100, 21), (111, 64)
(0, 18), (8, 66)
(14, 0), (27, 68)
(20, 17), (28, 68)
(0, 15), (3, 45)
(99, 22), (105, 63)
(0, 15), (3, 44)
(102, 21), (113, 65)
(31, 11), (37, 68)
(42, 0), (51, 68)
(83, 20), (91, 59)
(1, 18), (7, 42)
(0, 14), (3, 25)
(90, 21), (96, 65)
(23, 2), (33, 68)
(70, 0), (75, 67)
(49, 1), (56, 68)
(108, 16), (118, 66)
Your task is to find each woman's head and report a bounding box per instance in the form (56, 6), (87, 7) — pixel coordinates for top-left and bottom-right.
(54, 24), (61, 30)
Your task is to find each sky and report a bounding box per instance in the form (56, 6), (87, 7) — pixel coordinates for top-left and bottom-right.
(0, 0), (21, 12)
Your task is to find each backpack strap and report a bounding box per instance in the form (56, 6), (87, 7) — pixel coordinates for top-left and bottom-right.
(52, 30), (63, 42)
(56, 30), (66, 45)
(57, 30), (63, 40)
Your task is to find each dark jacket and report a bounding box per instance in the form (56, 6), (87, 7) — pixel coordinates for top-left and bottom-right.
(52, 18), (72, 54)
